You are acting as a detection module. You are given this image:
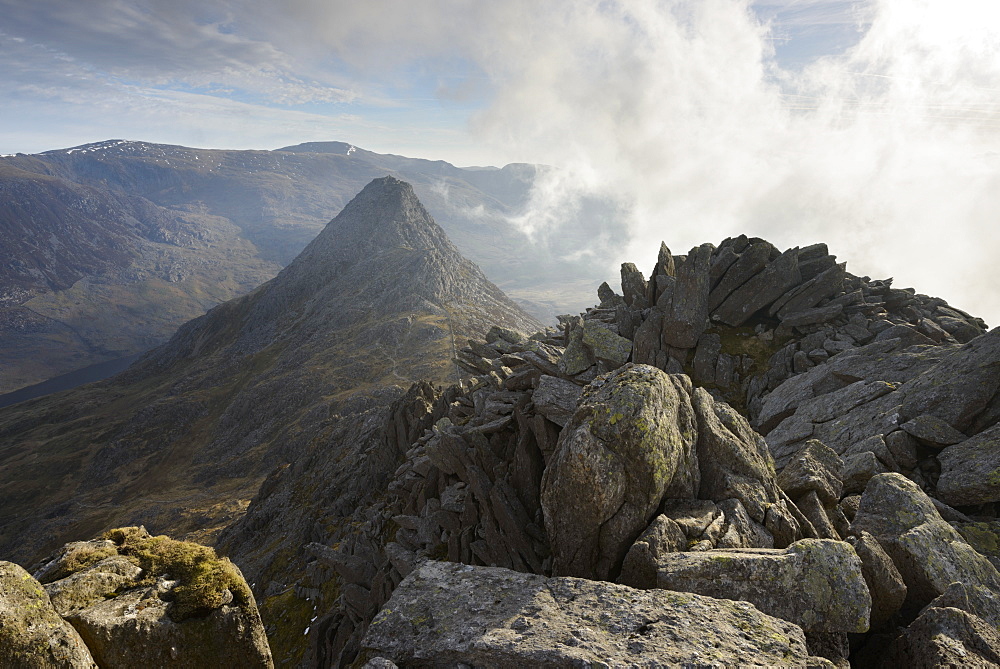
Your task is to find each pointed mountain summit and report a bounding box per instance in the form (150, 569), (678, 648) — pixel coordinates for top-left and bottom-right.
(0, 177), (542, 565)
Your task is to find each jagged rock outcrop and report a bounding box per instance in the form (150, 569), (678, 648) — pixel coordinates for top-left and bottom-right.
(2, 528), (270, 668)
(360, 560), (832, 667)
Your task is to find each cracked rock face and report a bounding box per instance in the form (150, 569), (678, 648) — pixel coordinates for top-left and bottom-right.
(361, 560), (832, 668)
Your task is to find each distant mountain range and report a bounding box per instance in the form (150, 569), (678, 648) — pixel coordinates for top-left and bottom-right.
(0, 139), (592, 394)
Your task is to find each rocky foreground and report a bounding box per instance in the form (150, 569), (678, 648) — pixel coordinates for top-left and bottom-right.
(226, 234), (999, 666)
(5, 181), (1000, 667)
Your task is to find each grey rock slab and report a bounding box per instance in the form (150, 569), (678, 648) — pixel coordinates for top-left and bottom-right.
(0, 561), (98, 669)
(938, 315), (984, 343)
(900, 327), (1000, 433)
(773, 262), (847, 318)
(712, 247), (802, 327)
(631, 308), (663, 367)
(952, 522), (1000, 572)
(541, 364), (698, 579)
(901, 413), (968, 448)
(796, 490), (840, 540)
(662, 243), (713, 349)
(780, 303), (844, 328)
(777, 439), (844, 505)
(715, 498), (774, 550)
(556, 322), (594, 376)
(841, 450), (889, 495)
(937, 423), (1000, 506)
(707, 241), (774, 312)
(691, 332), (721, 384)
(619, 262), (648, 309)
(531, 375), (583, 428)
(661, 498), (721, 538)
(362, 560), (831, 668)
(651, 539), (871, 633)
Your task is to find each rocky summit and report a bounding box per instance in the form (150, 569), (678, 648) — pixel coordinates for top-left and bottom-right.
(4, 181), (1000, 668)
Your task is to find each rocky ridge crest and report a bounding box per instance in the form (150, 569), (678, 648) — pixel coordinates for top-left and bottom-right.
(221, 234), (1000, 666)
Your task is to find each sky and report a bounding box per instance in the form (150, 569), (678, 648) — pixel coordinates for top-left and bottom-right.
(2, 0), (1000, 326)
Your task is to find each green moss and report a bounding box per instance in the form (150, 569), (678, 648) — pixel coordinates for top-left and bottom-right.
(103, 526), (252, 621)
(42, 543), (118, 583)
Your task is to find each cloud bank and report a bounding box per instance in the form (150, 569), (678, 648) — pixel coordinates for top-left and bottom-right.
(2, 0), (998, 323)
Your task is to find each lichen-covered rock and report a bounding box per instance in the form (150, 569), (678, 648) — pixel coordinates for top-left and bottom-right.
(846, 531), (907, 630)
(557, 320), (594, 376)
(777, 439), (843, 505)
(541, 364), (698, 579)
(883, 606), (1000, 668)
(662, 243), (713, 348)
(530, 375), (582, 427)
(362, 561), (833, 668)
(953, 521), (1000, 571)
(650, 539), (871, 633)
(619, 514), (687, 589)
(691, 387), (781, 522)
(33, 528), (273, 669)
(581, 319), (632, 367)
(937, 423), (1000, 506)
(0, 561), (98, 669)
(852, 473), (1000, 624)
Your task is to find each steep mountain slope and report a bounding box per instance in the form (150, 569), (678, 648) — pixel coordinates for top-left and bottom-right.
(0, 139), (570, 394)
(0, 177), (541, 567)
(0, 161), (277, 392)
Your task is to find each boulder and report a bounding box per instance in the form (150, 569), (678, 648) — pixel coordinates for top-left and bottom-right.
(937, 423), (1000, 506)
(883, 606), (1000, 668)
(952, 522), (1000, 571)
(650, 539), (871, 633)
(900, 414), (968, 448)
(851, 473), (1000, 624)
(777, 439), (844, 505)
(631, 308), (663, 367)
(557, 321), (594, 376)
(619, 514), (687, 589)
(773, 262), (847, 318)
(620, 262), (648, 309)
(0, 561), (97, 669)
(581, 319), (632, 367)
(691, 388), (781, 522)
(531, 375), (582, 427)
(707, 241), (773, 312)
(846, 531), (907, 630)
(362, 561), (832, 668)
(541, 365), (698, 579)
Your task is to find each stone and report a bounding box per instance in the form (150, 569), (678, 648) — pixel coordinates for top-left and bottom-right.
(631, 308), (663, 367)
(846, 531), (907, 630)
(691, 332), (721, 383)
(620, 262), (648, 309)
(660, 499), (721, 539)
(715, 498), (774, 549)
(619, 514), (687, 588)
(557, 322), (594, 376)
(937, 423), (1000, 506)
(773, 262), (847, 318)
(362, 561), (831, 668)
(707, 241), (774, 312)
(662, 243), (713, 349)
(531, 375), (582, 428)
(0, 561), (98, 669)
(782, 304), (844, 329)
(883, 606), (1000, 668)
(651, 539), (871, 633)
(765, 499), (804, 548)
(796, 490), (839, 540)
(841, 451), (888, 495)
(691, 387), (782, 523)
(44, 556), (143, 615)
(597, 281), (619, 306)
(900, 327), (1000, 433)
(952, 522), (1000, 571)
(777, 439), (844, 505)
(541, 365), (698, 579)
(938, 316), (983, 343)
(901, 414), (968, 448)
(851, 473), (1000, 623)
(712, 247), (802, 327)
(581, 319), (632, 367)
